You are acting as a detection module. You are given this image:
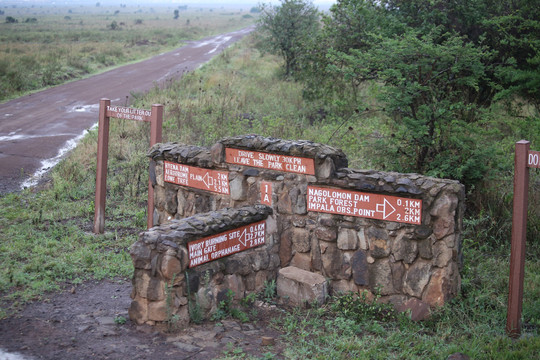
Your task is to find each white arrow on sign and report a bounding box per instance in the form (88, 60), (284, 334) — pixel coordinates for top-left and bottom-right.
(202, 172), (213, 188)
(238, 228), (247, 246)
(376, 198), (396, 219)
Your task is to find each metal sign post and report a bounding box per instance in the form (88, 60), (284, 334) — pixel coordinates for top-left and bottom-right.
(93, 98), (163, 234)
(506, 140), (538, 337)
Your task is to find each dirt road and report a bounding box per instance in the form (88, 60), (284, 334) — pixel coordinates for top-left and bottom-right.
(0, 279), (284, 360)
(0, 26), (254, 194)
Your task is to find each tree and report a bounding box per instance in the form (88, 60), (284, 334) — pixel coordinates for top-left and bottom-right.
(256, 0), (319, 76)
(174, 9), (179, 19)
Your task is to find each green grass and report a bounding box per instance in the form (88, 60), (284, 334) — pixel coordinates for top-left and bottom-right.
(0, 4), (255, 101)
(0, 22), (539, 358)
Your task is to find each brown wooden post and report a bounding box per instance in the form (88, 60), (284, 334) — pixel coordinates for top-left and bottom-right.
(147, 104), (163, 229)
(506, 140), (530, 337)
(93, 98), (111, 234)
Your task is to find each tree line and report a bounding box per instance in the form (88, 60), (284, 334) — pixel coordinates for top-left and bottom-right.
(256, 0), (540, 192)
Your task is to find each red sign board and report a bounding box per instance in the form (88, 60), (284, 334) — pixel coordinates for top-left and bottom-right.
(528, 150), (540, 169)
(225, 148), (315, 175)
(188, 220), (266, 268)
(164, 161), (229, 195)
(307, 186), (422, 225)
(261, 182), (273, 206)
(106, 105), (152, 122)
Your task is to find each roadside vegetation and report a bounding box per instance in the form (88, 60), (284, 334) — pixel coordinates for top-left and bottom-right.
(1, 1), (539, 358)
(0, 4), (254, 102)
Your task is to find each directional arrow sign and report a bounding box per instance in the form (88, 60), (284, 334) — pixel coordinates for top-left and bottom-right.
(376, 198), (396, 219)
(307, 186), (422, 225)
(164, 161), (229, 195)
(187, 220), (266, 268)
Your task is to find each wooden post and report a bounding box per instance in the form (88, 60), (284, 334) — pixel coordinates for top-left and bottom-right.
(506, 140), (530, 337)
(147, 104), (163, 229)
(93, 99), (111, 234)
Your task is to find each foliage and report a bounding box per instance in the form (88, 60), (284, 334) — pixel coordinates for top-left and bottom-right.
(260, 279), (277, 303)
(255, 0), (319, 76)
(330, 290), (397, 323)
(211, 289), (250, 323)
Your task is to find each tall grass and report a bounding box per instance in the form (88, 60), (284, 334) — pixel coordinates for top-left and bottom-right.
(0, 4), (255, 101)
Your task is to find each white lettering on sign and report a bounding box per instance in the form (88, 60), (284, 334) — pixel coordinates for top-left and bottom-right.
(225, 148), (315, 175)
(307, 186), (422, 225)
(106, 105), (152, 122)
(528, 150), (540, 169)
(164, 161), (229, 194)
(188, 220), (266, 268)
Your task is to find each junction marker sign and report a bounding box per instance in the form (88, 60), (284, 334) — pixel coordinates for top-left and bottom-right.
(94, 99), (163, 234)
(507, 140), (538, 337)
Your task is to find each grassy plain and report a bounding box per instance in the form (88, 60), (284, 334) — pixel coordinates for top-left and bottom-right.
(0, 8), (539, 359)
(0, 4), (255, 101)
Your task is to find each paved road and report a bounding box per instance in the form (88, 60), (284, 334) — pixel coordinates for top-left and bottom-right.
(0, 26), (254, 194)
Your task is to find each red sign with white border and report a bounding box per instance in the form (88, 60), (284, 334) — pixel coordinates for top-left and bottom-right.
(188, 220), (266, 268)
(261, 182), (273, 206)
(225, 148), (315, 175)
(307, 186), (422, 225)
(528, 150), (540, 169)
(164, 161), (229, 195)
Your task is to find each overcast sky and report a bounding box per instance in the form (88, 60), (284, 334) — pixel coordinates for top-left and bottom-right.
(0, 0), (336, 5)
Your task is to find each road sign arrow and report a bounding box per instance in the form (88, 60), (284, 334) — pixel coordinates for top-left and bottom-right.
(202, 172), (213, 188)
(376, 198), (396, 219)
(238, 228), (247, 246)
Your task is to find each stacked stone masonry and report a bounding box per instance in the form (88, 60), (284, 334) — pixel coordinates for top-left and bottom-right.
(130, 135), (465, 325)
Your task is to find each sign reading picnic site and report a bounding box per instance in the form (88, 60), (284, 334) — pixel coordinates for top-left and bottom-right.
(307, 186), (422, 225)
(164, 161), (229, 195)
(225, 148), (315, 175)
(188, 220), (266, 268)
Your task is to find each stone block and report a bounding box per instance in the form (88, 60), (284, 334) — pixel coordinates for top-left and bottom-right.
(290, 227), (311, 253)
(224, 274), (246, 300)
(337, 228), (358, 250)
(161, 254), (181, 280)
(351, 250), (369, 286)
(230, 175), (247, 201)
(331, 280), (357, 294)
(148, 300), (168, 322)
(130, 242), (152, 270)
(433, 240), (453, 268)
(368, 258), (393, 295)
(315, 226), (337, 242)
(394, 297), (431, 321)
(403, 260), (432, 298)
(392, 233), (418, 264)
(277, 266), (328, 306)
(128, 296), (148, 325)
(290, 252), (312, 271)
(321, 242), (349, 279)
(422, 263), (460, 307)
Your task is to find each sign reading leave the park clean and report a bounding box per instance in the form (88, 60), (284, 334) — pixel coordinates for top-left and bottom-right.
(225, 148), (315, 175)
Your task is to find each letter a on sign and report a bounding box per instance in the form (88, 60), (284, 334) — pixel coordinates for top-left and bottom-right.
(261, 182), (272, 206)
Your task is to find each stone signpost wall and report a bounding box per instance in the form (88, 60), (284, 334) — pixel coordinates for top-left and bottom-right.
(130, 135), (465, 325)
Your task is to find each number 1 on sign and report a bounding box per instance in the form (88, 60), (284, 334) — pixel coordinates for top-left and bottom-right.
(261, 182), (272, 206)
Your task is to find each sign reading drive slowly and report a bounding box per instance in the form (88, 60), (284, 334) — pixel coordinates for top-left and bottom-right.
(188, 220), (266, 268)
(225, 148), (315, 175)
(308, 186), (422, 225)
(164, 161), (229, 195)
